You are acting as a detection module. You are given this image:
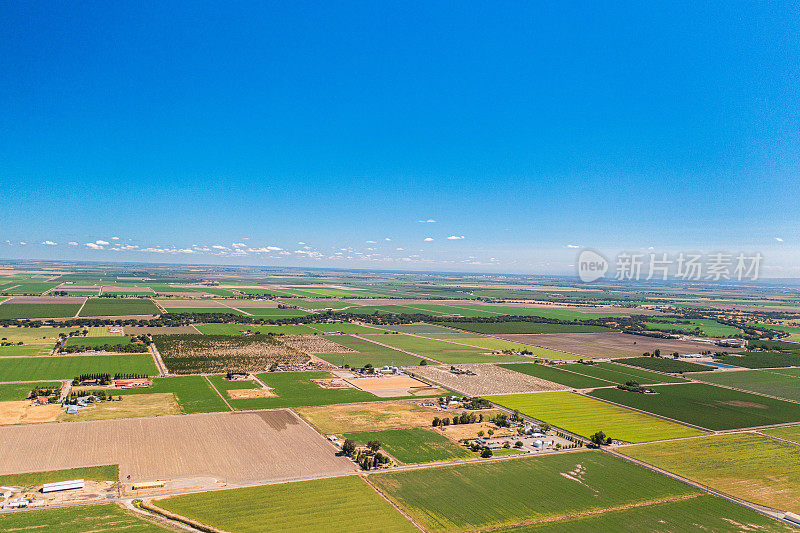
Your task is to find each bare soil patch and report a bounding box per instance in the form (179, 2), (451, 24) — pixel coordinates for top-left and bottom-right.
(346, 376), (445, 397)
(101, 286), (154, 293)
(495, 332), (715, 359)
(230, 300), (280, 308)
(157, 300), (227, 308)
(312, 378), (355, 389)
(0, 410), (356, 484)
(280, 334), (356, 354)
(59, 393), (181, 421)
(0, 401), (60, 425)
(436, 420), (514, 442)
(124, 326), (200, 335)
(407, 364), (567, 396)
(227, 388), (275, 399)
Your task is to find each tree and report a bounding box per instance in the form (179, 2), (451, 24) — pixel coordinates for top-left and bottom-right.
(590, 431), (608, 446)
(342, 438), (356, 456)
(480, 447), (493, 458)
(654, 349), (661, 357)
(487, 429), (494, 436)
(477, 430), (484, 437)
(367, 440), (381, 453)
(432, 417), (440, 427)
(420, 359), (428, 366)
(539, 422), (550, 433)
(514, 441), (523, 448)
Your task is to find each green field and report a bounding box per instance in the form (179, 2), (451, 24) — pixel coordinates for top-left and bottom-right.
(0, 344), (52, 356)
(239, 307), (312, 316)
(763, 424), (800, 443)
(64, 335), (133, 348)
(369, 451), (697, 532)
(79, 298), (161, 316)
(460, 304), (630, 320)
(310, 322), (388, 333)
(643, 318), (741, 337)
(361, 333), (532, 364)
(156, 475), (417, 533)
(226, 371), (378, 410)
(0, 354), (158, 381)
(194, 323), (319, 335)
(620, 432), (800, 514)
(116, 375), (229, 413)
(559, 362), (687, 385)
(715, 352), (800, 368)
(0, 503), (174, 532)
(435, 335), (575, 357)
(379, 323), (463, 334)
(278, 298), (355, 309)
(694, 369), (800, 401)
(0, 381), (61, 401)
(487, 391), (704, 442)
(317, 335), (424, 367)
(499, 363), (612, 389)
(0, 326), (74, 343)
(450, 322), (614, 334)
(507, 494), (790, 532)
(613, 356), (711, 373)
(590, 382), (800, 430)
(747, 323), (800, 341)
(344, 428), (474, 464)
(1, 281), (61, 295)
(0, 303), (82, 318)
(0, 465), (119, 487)
(206, 373), (262, 395)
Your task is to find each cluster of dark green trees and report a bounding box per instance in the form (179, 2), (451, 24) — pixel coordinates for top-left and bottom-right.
(341, 439), (390, 470)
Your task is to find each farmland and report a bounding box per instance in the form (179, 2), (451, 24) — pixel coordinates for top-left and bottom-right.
(117, 375), (229, 413)
(361, 333), (533, 364)
(62, 393), (181, 421)
(296, 399), (461, 434)
(0, 303), (82, 318)
(79, 298), (161, 316)
(155, 475), (416, 533)
(0, 410), (356, 484)
(507, 494), (791, 532)
(643, 318), (741, 337)
(589, 382), (800, 430)
(317, 334), (423, 367)
(450, 322), (614, 334)
(410, 363), (567, 396)
(620, 432), (800, 513)
(499, 363), (613, 389)
(194, 323), (319, 335)
(557, 362), (687, 385)
(715, 352), (800, 368)
(613, 356), (711, 373)
(227, 371), (378, 410)
(487, 391), (704, 442)
(763, 424), (800, 443)
(694, 369), (800, 401)
(0, 381), (61, 401)
(0, 344), (52, 356)
(344, 428), (474, 464)
(153, 334), (308, 374)
(0, 354), (158, 381)
(64, 335), (132, 348)
(0, 465), (118, 487)
(499, 332), (713, 359)
(0, 503), (176, 533)
(369, 451), (698, 532)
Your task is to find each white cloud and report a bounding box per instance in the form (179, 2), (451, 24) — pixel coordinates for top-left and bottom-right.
(19, 242), (27, 245)
(41, 240), (57, 246)
(95, 240), (110, 246)
(232, 242), (247, 248)
(111, 236), (120, 240)
(384, 237), (391, 241)
(776, 237), (784, 242)
(68, 241), (78, 246)
(297, 241), (306, 245)
(418, 219), (436, 223)
(446, 235), (465, 240)
(212, 245), (228, 250)
(366, 240), (377, 244)
(396, 247), (404, 251)
(85, 242), (103, 249)
(424, 237), (434, 242)
(565, 244), (580, 249)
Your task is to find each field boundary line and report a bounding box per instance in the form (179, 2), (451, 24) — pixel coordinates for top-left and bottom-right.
(149, 343), (167, 376)
(152, 298), (167, 313)
(203, 375), (233, 411)
(689, 376), (800, 405)
(217, 300), (252, 315)
(465, 493), (702, 532)
(606, 449), (795, 526)
(754, 430), (800, 447)
(351, 334), (441, 364)
(136, 500), (228, 533)
(359, 474), (426, 532)
(190, 324), (203, 334)
(74, 297), (89, 317)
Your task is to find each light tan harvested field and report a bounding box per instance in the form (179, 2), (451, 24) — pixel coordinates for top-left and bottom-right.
(279, 334), (356, 354)
(156, 299), (227, 308)
(4, 296), (86, 304)
(296, 399), (480, 434)
(0, 401), (60, 425)
(58, 393), (181, 422)
(494, 332), (715, 359)
(436, 420), (515, 442)
(57, 285), (101, 291)
(0, 410), (356, 484)
(346, 376), (444, 397)
(124, 326), (201, 335)
(101, 286), (154, 293)
(228, 300), (279, 308)
(407, 364), (567, 396)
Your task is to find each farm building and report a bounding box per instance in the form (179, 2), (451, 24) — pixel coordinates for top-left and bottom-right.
(42, 479), (84, 493)
(114, 378), (152, 389)
(66, 405), (78, 414)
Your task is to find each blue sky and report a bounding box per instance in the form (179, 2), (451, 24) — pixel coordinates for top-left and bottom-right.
(1, 2), (798, 275)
